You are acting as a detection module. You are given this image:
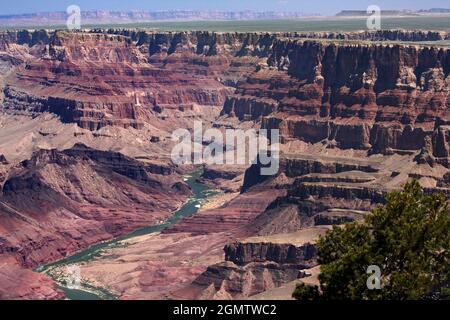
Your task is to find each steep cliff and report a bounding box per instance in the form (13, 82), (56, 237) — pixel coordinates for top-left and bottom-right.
(0, 144), (190, 269)
(1, 29), (450, 300)
(224, 241), (317, 266)
(3, 29), (450, 141)
(182, 227), (327, 299)
(0, 154), (8, 186)
(1, 30), (240, 130)
(223, 39), (450, 164)
(291, 30), (450, 42)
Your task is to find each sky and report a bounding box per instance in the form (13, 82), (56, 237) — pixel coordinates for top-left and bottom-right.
(0, 0), (448, 16)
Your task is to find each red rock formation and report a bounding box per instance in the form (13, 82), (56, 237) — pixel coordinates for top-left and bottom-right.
(1, 30), (279, 131)
(1, 30), (450, 300)
(242, 154), (379, 192)
(224, 241), (317, 267)
(223, 40), (450, 162)
(163, 188), (284, 235)
(2, 31), (239, 130)
(179, 227), (327, 299)
(4, 30), (450, 155)
(0, 144), (190, 270)
(187, 261), (307, 299)
(0, 256), (64, 300)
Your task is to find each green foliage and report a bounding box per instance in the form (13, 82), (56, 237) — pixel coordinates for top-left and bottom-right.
(292, 283), (321, 300)
(293, 180), (450, 300)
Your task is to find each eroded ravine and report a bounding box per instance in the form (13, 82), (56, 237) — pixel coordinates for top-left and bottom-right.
(35, 168), (216, 300)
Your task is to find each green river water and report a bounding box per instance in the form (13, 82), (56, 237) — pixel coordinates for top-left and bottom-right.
(34, 169), (215, 300)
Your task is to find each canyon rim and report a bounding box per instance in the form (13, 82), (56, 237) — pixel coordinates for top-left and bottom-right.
(0, 4), (449, 303)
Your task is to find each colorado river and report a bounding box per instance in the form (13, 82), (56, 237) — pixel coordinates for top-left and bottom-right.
(35, 168), (215, 300)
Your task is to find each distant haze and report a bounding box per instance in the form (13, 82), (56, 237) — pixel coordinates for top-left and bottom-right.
(1, 0), (450, 16)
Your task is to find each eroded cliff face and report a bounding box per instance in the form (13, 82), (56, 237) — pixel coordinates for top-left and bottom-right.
(0, 30), (277, 130)
(290, 30), (450, 42)
(0, 144), (190, 269)
(107, 30), (276, 58)
(224, 241), (317, 266)
(232, 39), (450, 257)
(224, 39), (450, 162)
(1, 30), (450, 300)
(189, 261), (306, 299)
(183, 227), (327, 299)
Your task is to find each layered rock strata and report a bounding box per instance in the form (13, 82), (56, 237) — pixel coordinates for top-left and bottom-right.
(182, 227), (328, 299)
(221, 40), (450, 166)
(0, 144), (189, 270)
(0, 256), (64, 300)
(1, 30), (450, 300)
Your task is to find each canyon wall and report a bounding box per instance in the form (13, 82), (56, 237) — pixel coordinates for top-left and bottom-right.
(224, 241), (317, 266)
(184, 227), (327, 299)
(291, 30), (450, 41)
(0, 144), (190, 269)
(224, 39), (450, 164)
(1, 29), (450, 300)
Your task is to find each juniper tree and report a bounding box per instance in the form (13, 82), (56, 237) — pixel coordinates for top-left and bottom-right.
(293, 181), (450, 300)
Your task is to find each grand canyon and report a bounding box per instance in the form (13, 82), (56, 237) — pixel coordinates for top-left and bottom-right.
(0, 17), (450, 300)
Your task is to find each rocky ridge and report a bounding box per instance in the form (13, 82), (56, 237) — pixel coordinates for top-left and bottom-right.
(0, 144), (189, 277)
(1, 29), (450, 299)
(223, 39), (450, 165)
(182, 227), (327, 299)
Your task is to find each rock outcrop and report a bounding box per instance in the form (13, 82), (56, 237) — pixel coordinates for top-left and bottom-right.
(0, 256), (64, 300)
(223, 39), (450, 165)
(1, 31), (240, 130)
(198, 164), (246, 192)
(190, 261), (307, 299)
(0, 144), (190, 269)
(224, 240), (317, 267)
(182, 227), (327, 299)
(1, 29), (450, 300)
(163, 189), (284, 235)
